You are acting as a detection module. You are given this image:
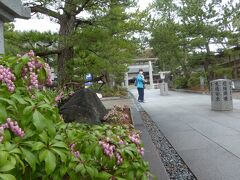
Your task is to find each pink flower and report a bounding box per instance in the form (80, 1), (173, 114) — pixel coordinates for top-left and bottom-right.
(69, 143), (81, 158)
(0, 66), (16, 92)
(0, 118), (25, 143)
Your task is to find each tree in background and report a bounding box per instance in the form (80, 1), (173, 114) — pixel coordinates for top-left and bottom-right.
(18, 0), (147, 86)
(151, 0), (240, 87)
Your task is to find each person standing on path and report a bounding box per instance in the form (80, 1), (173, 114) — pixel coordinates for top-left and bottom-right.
(136, 69), (145, 102)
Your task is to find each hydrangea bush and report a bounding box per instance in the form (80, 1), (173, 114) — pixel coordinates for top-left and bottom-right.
(0, 52), (152, 180)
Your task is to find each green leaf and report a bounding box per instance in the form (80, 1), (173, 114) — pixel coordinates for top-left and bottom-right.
(141, 174), (148, 180)
(59, 166), (67, 176)
(97, 172), (112, 179)
(0, 173), (16, 180)
(38, 104), (52, 110)
(51, 142), (67, 149)
(9, 147), (21, 154)
(75, 164), (84, 173)
(0, 158), (16, 172)
(32, 142), (45, 151)
(116, 177), (126, 180)
(0, 104), (7, 122)
(44, 150), (56, 175)
(39, 150), (56, 174)
(32, 110), (46, 130)
(13, 63), (24, 77)
(20, 148), (36, 171)
(51, 148), (67, 162)
(127, 171), (134, 179)
(86, 166), (94, 178)
(13, 154), (25, 173)
(10, 94), (27, 104)
(125, 149), (134, 158)
(23, 106), (34, 115)
(0, 151), (9, 166)
(39, 131), (49, 144)
(39, 150), (48, 162)
(0, 98), (17, 111)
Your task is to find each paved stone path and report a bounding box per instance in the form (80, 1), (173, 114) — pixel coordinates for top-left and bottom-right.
(131, 89), (240, 180)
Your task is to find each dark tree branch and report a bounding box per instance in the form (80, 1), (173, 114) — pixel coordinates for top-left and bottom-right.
(30, 5), (61, 19)
(75, 19), (93, 28)
(75, 0), (91, 15)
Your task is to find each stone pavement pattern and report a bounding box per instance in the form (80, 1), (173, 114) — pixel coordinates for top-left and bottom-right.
(131, 89), (240, 180)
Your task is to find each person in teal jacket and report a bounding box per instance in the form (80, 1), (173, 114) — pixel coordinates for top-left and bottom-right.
(136, 69), (145, 102)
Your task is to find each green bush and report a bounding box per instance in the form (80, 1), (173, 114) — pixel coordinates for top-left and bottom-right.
(212, 67), (232, 79)
(173, 76), (188, 89)
(90, 85), (128, 97)
(187, 72), (207, 88)
(0, 52), (151, 179)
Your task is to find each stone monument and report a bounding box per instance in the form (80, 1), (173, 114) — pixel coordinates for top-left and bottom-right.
(0, 0), (31, 54)
(210, 79), (233, 111)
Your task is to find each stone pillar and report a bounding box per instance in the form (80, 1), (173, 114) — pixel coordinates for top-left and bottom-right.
(124, 72), (129, 89)
(0, 20), (4, 54)
(210, 79), (233, 111)
(149, 61), (153, 89)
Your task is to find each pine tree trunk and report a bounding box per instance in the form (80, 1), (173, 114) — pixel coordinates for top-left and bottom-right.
(58, 14), (75, 86)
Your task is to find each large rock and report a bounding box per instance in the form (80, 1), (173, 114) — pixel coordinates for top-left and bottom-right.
(60, 89), (107, 124)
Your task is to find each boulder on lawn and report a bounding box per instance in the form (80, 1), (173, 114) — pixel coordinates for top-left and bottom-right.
(60, 89), (107, 124)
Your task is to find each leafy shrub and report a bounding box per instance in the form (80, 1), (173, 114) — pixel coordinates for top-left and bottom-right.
(0, 52), (151, 179)
(212, 67), (232, 79)
(173, 76), (188, 89)
(187, 72), (207, 88)
(90, 85), (128, 97)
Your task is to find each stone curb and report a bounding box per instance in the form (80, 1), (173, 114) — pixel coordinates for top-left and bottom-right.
(129, 92), (170, 180)
(101, 96), (129, 101)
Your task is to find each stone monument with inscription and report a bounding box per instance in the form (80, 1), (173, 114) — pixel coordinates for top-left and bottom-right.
(210, 79), (233, 111)
(0, 0), (31, 54)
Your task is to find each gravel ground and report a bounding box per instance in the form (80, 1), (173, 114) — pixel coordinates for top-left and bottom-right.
(140, 111), (197, 180)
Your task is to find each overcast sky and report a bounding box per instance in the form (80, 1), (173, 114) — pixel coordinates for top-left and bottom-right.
(13, 0), (153, 32)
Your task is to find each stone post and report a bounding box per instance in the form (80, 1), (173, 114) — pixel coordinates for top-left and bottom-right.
(0, 20), (4, 54)
(124, 72), (129, 89)
(149, 61), (154, 89)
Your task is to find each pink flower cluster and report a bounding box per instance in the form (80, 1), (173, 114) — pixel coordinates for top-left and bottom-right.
(99, 140), (115, 158)
(21, 50), (52, 89)
(69, 143), (80, 158)
(27, 50), (35, 57)
(129, 133), (144, 156)
(137, 147), (144, 156)
(99, 139), (123, 165)
(0, 118), (25, 143)
(0, 65), (16, 92)
(44, 63), (53, 85)
(55, 91), (64, 103)
(22, 59), (43, 89)
(129, 133), (141, 145)
(115, 152), (123, 165)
